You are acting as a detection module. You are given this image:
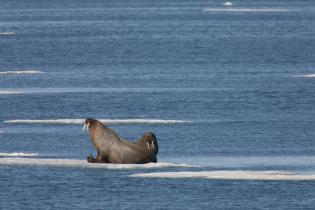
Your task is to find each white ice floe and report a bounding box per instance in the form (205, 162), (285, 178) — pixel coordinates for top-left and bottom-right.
(164, 155), (315, 168)
(0, 90), (24, 95)
(0, 152), (38, 157)
(130, 170), (315, 181)
(294, 74), (315, 78)
(0, 70), (43, 75)
(0, 87), (215, 95)
(0, 32), (15, 35)
(0, 158), (193, 169)
(4, 118), (190, 125)
(205, 8), (290, 12)
(223, 2), (233, 7)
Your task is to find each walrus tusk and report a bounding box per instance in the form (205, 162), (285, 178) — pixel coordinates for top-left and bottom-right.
(146, 142), (151, 151)
(83, 123), (89, 132)
(151, 141), (155, 150)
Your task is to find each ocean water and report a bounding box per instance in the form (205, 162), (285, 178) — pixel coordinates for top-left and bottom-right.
(1, 0), (315, 209)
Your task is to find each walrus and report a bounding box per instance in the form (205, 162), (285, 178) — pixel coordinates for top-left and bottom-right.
(83, 118), (158, 164)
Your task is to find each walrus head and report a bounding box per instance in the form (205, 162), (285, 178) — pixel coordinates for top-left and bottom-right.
(83, 118), (100, 132)
(83, 118), (106, 148)
(83, 118), (122, 154)
(83, 118), (120, 140)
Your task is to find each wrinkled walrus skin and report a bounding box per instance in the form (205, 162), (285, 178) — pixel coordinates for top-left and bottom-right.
(83, 118), (158, 164)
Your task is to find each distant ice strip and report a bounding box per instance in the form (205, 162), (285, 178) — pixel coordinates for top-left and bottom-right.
(0, 32), (15, 35)
(130, 171), (315, 181)
(0, 152), (38, 157)
(165, 156), (315, 167)
(0, 70), (43, 75)
(4, 119), (190, 125)
(223, 2), (234, 7)
(0, 90), (24, 95)
(204, 8), (290, 12)
(0, 87), (217, 94)
(294, 74), (315, 78)
(0, 158), (193, 169)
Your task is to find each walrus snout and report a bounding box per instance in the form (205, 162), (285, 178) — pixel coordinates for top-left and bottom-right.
(83, 118), (93, 132)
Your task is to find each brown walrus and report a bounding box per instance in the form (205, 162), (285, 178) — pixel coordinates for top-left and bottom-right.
(83, 118), (158, 164)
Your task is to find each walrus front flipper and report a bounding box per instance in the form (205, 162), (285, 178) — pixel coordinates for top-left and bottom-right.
(87, 151), (109, 163)
(87, 154), (96, 163)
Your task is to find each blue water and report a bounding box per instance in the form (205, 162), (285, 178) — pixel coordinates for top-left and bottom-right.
(1, 0), (315, 209)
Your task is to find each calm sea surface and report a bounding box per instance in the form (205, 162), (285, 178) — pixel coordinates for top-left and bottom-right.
(1, 0), (315, 209)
